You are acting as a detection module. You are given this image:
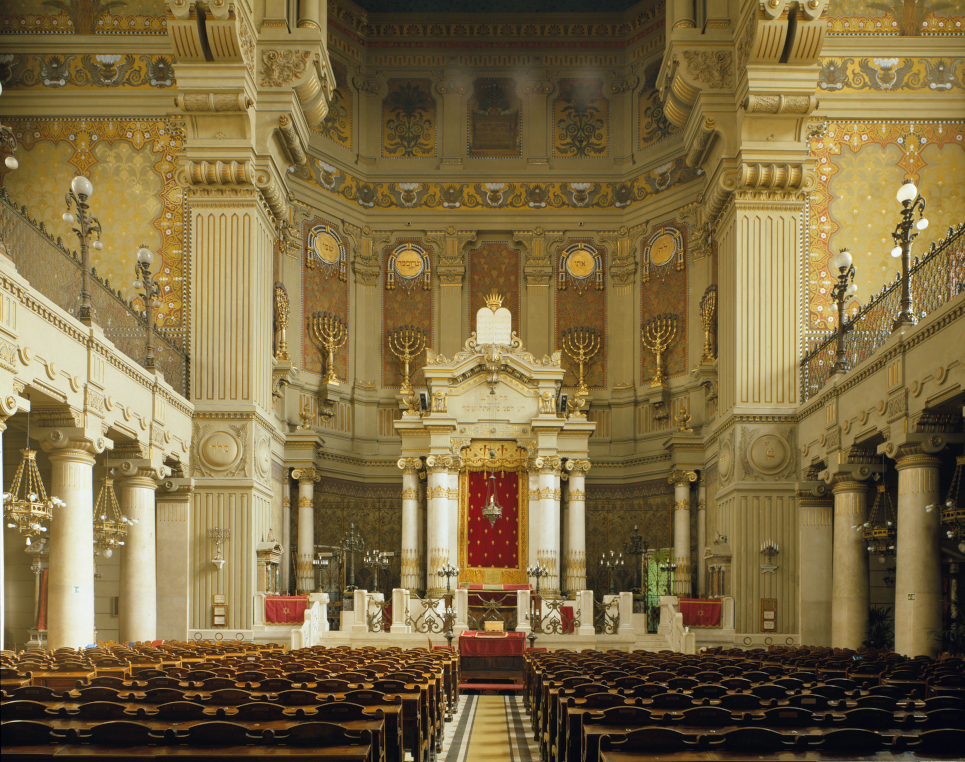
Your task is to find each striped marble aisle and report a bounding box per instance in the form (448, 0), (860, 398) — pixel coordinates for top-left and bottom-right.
(503, 694), (539, 762)
(440, 693), (478, 762)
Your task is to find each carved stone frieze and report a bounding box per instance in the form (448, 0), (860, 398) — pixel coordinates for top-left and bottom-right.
(682, 50), (733, 90)
(261, 49), (312, 88)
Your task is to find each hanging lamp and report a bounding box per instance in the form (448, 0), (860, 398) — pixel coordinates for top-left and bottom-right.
(481, 447), (504, 527)
(93, 466), (133, 558)
(862, 483), (897, 564)
(927, 450), (965, 553)
(3, 397), (63, 546)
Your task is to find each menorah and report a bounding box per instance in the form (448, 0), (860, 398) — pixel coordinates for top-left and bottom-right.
(561, 326), (601, 397)
(309, 311), (347, 385)
(388, 325), (427, 395)
(699, 285), (717, 365)
(641, 313), (677, 387)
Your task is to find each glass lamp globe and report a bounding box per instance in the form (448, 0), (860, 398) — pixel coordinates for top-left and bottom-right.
(5, 156), (18, 170)
(137, 246), (154, 265)
(916, 218), (929, 230)
(895, 181), (917, 204)
(92, 240), (103, 251)
(830, 248), (852, 271)
(63, 212), (75, 224)
(71, 175), (94, 198)
(103, 548), (113, 558)
(846, 283), (858, 297)
(891, 245), (902, 258)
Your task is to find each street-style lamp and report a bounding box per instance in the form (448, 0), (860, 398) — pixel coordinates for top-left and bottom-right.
(890, 179), (929, 331)
(830, 248), (858, 373)
(437, 562), (459, 594)
(133, 245), (161, 369)
(62, 175), (104, 326)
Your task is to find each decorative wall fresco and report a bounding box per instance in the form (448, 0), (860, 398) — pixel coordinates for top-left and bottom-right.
(0, 54), (174, 89)
(818, 56), (965, 92)
(302, 217), (350, 379)
(585, 480), (673, 595)
(467, 241), (521, 336)
(825, 0), (964, 35)
(639, 59), (680, 150)
(0, 117), (186, 328)
(556, 239), (607, 390)
(468, 78), (521, 158)
(382, 238), (434, 389)
(308, 157), (702, 211)
(316, 58), (352, 149)
(806, 121), (965, 333)
(553, 78), (608, 158)
(1, 0), (167, 34)
(640, 220), (688, 384)
(382, 79), (436, 158)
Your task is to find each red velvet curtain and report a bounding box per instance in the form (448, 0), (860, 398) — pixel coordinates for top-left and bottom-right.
(466, 470), (519, 569)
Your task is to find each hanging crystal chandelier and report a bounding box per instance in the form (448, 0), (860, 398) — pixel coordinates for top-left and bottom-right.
(862, 483), (897, 564)
(927, 452), (965, 553)
(3, 400), (64, 546)
(481, 447), (503, 527)
(93, 472), (134, 558)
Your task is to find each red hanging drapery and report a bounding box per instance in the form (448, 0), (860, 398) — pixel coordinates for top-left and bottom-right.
(466, 470), (520, 570)
(265, 595), (308, 624)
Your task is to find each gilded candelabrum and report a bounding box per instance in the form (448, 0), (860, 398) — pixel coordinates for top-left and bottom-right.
(561, 326), (601, 397)
(274, 283), (291, 362)
(309, 311), (347, 384)
(133, 245), (161, 370)
(829, 248), (858, 373)
(890, 179), (929, 331)
(388, 325), (427, 395)
(699, 285), (717, 364)
(641, 313), (677, 387)
(62, 175), (104, 326)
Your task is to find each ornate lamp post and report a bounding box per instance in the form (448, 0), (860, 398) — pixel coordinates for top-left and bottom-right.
(525, 563), (549, 650)
(890, 179), (929, 331)
(62, 175), (104, 326)
(340, 523), (365, 590)
(659, 559), (677, 596)
(829, 248), (858, 374)
(599, 550), (625, 594)
(133, 245), (161, 369)
(437, 562), (459, 594)
(364, 548), (391, 595)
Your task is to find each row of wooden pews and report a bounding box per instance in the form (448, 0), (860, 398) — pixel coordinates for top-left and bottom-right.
(1, 641), (460, 761)
(525, 645), (965, 762)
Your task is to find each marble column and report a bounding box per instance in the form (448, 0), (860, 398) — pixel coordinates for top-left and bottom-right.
(669, 470), (697, 597)
(564, 459), (589, 594)
(292, 468), (317, 594)
(399, 458), (421, 590)
(116, 464), (159, 644)
(537, 460), (561, 593)
(831, 480), (869, 650)
(799, 487), (833, 647)
(156, 478), (193, 641)
(527, 466), (540, 587)
(426, 458), (450, 592)
(447, 467), (460, 583)
(895, 452), (942, 657)
(697, 479), (707, 597)
(44, 438), (100, 650)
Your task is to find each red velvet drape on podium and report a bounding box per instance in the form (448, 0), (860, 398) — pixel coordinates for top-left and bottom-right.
(466, 470), (520, 569)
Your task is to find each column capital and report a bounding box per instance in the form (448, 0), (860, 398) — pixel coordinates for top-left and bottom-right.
(565, 458), (591, 474)
(397, 457), (423, 474)
(291, 467), (320, 484)
(110, 458), (171, 487)
(425, 455), (453, 471)
(668, 469), (698, 487)
(831, 479), (870, 496)
(158, 477), (195, 501)
(894, 451), (943, 472)
(40, 428), (112, 463)
(796, 480), (834, 505)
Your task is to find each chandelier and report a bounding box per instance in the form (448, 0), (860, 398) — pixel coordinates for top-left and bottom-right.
(93, 472), (134, 558)
(927, 452), (965, 553)
(862, 482), (897, 564)
(481, 447), (504, 527)
(3, 401), (64, 546)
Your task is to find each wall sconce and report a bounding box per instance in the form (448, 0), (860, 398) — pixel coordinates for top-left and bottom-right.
(760, 538), (779, 574)
(208, 527), (230, 570)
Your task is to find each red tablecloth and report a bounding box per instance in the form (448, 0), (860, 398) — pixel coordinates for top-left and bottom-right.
(679, 598), (722, 628)
(265, 596), (308, 624)
(459, 630), (526, 656)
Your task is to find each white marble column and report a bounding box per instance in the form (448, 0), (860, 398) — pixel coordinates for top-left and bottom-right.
(895, 451), (942, 657)
(697, 479), (707, 597)
(564, 459), (589, 594)
(669, 470), (697, 597)
(44, 437), (101, 650)
(426, 457), (450, 592)
(831, 480), (869, 650)
(528, 467), (540, 586)
(537, 460), (561, 593)
(399, 458), (421, 590)
(116, 463), (159, 643)
(799, 488), (833, 647)
(292, 468), (317, 594)
(447, 467), (460, 583)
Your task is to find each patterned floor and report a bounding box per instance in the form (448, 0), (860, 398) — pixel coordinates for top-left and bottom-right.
(439, 693), (539, 762)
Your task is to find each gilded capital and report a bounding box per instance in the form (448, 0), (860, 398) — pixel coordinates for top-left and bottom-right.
(668, 469), (698, 487)
(565, 458), (591, 474)
(291, 467), (319, 484)
(397, 457), (422, 473)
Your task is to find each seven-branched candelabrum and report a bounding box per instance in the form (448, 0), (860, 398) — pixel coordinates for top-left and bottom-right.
(561, 326), (601, 398)
(641, 313), (677, 387)
(388, 325), (427, 396)
(309, 311), (348, 384)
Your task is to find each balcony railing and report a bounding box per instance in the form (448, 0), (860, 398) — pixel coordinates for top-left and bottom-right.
(801, 222), (965, 403)
(0, 188), (188, 398)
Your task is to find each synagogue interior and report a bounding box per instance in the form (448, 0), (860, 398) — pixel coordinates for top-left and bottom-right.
(1, 0), (964, 758)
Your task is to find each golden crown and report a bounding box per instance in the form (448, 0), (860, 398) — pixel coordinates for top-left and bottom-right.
(485, 293), (504, 311)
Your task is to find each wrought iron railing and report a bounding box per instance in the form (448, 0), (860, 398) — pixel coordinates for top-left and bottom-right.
(405, 594), (455, 635)
(528, 595), (580, 635)
(0, 188), (189, 398)
(801, 223), (965, 402)
(593, 596), (620, 635)
(467, 591), (518, 632)
(366, 599), (392, 633)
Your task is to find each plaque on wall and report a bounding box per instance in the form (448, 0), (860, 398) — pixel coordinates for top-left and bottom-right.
(761, 598), (777, 631)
